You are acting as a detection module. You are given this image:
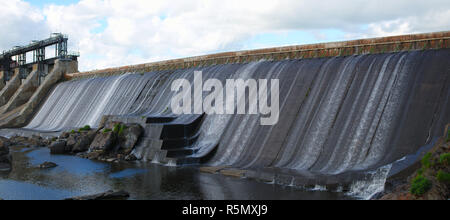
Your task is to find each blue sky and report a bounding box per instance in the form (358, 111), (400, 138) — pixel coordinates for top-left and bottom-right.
(25, 0), (78, 8)
(2, 0), (449, 71)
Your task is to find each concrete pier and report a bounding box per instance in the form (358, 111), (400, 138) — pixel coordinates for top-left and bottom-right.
(0, 59), (78, 128)
(0, 69), (22, 107)
(0, 64), (42, 114)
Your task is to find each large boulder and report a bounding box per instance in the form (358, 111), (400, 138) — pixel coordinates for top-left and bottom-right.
(66, 133), (79, 150)
(72, 135), (92, 153)
(49, 140), (70, 154)
(29, 135), (45, 146)
(118, 124), (142, 154)
(90, 131), (117, 152)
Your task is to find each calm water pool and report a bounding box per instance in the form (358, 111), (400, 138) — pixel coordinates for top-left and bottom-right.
(0, 146), (350, 200)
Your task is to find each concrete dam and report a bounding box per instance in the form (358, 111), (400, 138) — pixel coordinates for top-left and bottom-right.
(0, 32), (449, 193)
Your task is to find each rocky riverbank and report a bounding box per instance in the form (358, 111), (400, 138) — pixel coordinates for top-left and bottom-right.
(49, 121), (143, 162)
(379, 125), (450, 200)
(0, 120), (143, 168)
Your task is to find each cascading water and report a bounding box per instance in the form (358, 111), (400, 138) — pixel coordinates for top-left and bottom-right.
(20, 50), (450, 181)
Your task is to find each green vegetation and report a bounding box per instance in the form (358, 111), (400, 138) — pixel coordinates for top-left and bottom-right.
(118, 124), (127, 136)
(421, 152), (433, 169)
(71, 130), (76, 134)
(410, 175), (432, 196)
(440, 153), (450, 165)
(78, 125), (91, 132)
(417, 167), (424, 175)
(113, 124), (120, 133)
(103, 128), (112, 133)
(436, 170), (450, 183)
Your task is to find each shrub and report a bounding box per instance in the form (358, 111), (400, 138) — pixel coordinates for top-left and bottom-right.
(436, 170), (450, 183)
(417, 167), (424, 175)
(78, 125), (91, 132)
(421, 152), (433, 169)
(71, 130), (76, 134)
(103, 128), (112, 133)
(113, 124), (120, 133)
(410, 175), (432, 196)
(439, 153), (450, 165)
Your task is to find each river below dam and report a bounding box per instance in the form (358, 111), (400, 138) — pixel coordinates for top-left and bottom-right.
(0, 145), (350, 200)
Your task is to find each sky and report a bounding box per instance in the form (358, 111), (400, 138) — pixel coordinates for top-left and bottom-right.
(0, 0), (449, 71)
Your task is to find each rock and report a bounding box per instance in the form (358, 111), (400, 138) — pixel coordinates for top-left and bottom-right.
(72, 135), (91, 153)
(90, 131), (117, 152)
(0, 139), (12, 172)
(0, 136), (12, 149)
(124, 154), (137, 161)
(65, 190), (129, 200)
(42, 138), (52, 146)
(106, 158), (117, 163)
(9, 135), (44, 147)
(39, 161), (58, 169)
(9, 136), (28, 145)
(66, 134), (79, 149)
(98, 115), (111, 129)
(0, 154), (11, 163)
(85, 151), (104, 160)
(118, 124), (142, 154)
(0, 153), (12, 172)
(59, 132), (71, 139)
(49, 140), (69, 154)
(0, 144), (9, 156)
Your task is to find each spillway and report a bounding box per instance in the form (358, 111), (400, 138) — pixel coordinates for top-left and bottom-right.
(22, 49), (450, 176)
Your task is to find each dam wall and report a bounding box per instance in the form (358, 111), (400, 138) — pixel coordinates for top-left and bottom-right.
(22, 49), (450, 177)
(0, 32), (448, 189)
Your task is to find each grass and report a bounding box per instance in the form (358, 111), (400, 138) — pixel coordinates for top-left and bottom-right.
(410, 175), (432, 196)
(436, 170), (450, 183)
(103, 128), (112, 133)
(421, 152), (433, 169)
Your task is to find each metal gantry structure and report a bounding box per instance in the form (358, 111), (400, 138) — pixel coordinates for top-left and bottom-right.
(0, 33), (79, 81)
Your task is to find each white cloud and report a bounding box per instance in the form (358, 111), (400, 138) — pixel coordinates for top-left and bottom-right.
(1, 0), (449, 71)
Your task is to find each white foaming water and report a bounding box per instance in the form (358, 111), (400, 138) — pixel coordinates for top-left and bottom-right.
(311, 185), (327, 191)
(346, 164), (392, 200)
(86, 74), (128, 126)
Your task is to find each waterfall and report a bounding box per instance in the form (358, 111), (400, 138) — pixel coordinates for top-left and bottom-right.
(21, 49), (450, 177)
